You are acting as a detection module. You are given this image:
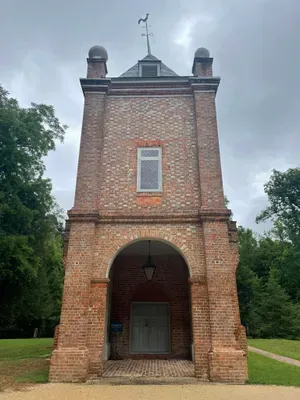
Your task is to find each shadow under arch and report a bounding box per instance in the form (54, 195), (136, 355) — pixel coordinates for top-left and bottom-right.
(106, 236), (193, 361)
(106, 236), (193, 279)
(129, 281), (172, 303)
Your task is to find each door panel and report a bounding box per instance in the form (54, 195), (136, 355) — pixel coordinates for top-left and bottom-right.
(131, 303), (170, 353)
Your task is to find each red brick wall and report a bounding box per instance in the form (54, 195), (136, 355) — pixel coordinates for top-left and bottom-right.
(109, 254), (191, 359)
(97, 96), (201, 215)
(53, 325), (60, 349)
(50, 53), (248, 383)
(93, 223), (205, 279)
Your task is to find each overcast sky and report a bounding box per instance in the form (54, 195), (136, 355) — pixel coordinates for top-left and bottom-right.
(1, 0), (299, 231)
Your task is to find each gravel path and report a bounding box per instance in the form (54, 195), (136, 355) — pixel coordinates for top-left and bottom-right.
(2, 384), (300, 400)
(248, 346), (300, 367)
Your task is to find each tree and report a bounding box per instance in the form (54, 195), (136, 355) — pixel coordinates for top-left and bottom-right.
(0, 85), (66, 335)
(236, 227), (262, 332)
(256, 168), (300, 245)
(256, 168), (300, 302)
(255, 269), (300, 339)
(236, 227), (300, 338)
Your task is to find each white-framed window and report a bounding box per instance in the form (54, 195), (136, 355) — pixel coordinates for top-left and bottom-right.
(137, 147), (162, 192)
(139, 63), (160, 77)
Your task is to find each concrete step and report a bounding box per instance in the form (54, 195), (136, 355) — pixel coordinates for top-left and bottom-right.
(86, 376), (209, 385)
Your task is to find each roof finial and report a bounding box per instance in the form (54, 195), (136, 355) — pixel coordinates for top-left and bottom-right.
(138, 13), (153, 55)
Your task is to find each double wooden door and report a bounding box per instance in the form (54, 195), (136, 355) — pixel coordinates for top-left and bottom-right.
(130, 302), (170, 354)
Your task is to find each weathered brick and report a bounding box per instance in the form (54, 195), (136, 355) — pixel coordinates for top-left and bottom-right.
(49, 49), (247, 384)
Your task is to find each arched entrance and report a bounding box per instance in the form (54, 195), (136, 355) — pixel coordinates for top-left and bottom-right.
(106, 239), (192, 362)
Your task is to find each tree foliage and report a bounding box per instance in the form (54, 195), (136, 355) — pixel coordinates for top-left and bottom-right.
(256, 168), (300, 244)
(0, 85), (66, 337)
(237, 229), (300, 338)
(237, 167), (300, 339)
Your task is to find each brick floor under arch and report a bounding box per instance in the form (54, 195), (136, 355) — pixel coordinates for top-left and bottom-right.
(102, 359), (195, 378)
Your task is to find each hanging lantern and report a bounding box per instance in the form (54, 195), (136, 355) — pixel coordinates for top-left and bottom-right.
(142, 240), (156, 281)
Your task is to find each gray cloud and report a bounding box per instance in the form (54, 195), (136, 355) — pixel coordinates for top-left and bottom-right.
(1, 0), (299, 230)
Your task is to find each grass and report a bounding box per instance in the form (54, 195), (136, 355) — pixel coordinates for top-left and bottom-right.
(15, 367), (49, 384)
(0, 338), (53, 359)
(248, 351), (300, 386)
(1, 338), (300, 389)
(248, 339), (300, 361)
(0, 338), (53, 391)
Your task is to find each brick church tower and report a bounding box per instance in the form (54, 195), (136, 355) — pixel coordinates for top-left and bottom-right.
(49, 43), (248, 383)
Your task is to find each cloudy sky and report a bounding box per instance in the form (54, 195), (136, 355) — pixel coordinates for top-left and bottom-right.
(1, 0), (299, 231)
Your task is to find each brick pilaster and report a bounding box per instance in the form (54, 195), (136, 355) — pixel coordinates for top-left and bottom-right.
(73, 92), (107, 211)
(49, 222), (96, 382)
(87, 58), (107, 78)
(193, 90), (225, 209)
(202, 220), (247, 383)
(192, 58), (213, 77)
(87, 279), (109, 379)
(189, 276), (211, 379)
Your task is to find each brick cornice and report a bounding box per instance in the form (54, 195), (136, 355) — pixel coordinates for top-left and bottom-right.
(79, 76), (220, 95)
(67, 209), (100, 223)
(80, 78), (111, 94)
(99, 215), (199, 224)
(191, 82), (220, 93)
(71, 213), (200, 224)
(199, 208), (232, 222)
(66, 209), (231, 224)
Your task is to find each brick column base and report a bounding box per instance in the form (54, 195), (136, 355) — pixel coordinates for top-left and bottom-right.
(49, 348), (89, 382)
(237, 325), (248, 356)
(86, 279), (109, 380)
(209, 348), (247, 383)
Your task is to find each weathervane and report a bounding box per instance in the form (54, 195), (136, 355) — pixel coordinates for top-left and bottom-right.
(138, 13), (153, 55)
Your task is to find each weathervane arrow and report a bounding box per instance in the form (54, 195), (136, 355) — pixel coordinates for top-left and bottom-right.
(138, 13), (152, 55)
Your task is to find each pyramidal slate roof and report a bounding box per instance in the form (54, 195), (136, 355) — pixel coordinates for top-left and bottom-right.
(119, 54), (178, 78)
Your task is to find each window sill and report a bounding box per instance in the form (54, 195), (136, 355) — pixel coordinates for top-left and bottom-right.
(136, 192), (163, 197)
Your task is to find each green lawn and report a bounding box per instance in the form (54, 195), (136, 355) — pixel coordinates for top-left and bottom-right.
(0, 338), (53, 391)
(248, 339), (300, 361)
(15, 367), (50, 384)
(248, 351), (300, 386)
(0, 338), (53, 359)
(1, 338), (300, 389)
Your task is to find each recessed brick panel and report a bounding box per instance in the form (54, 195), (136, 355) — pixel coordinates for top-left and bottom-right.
(98, 96), (201, 215)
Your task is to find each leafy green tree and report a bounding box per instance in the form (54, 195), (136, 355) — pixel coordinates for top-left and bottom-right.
(256, 168), (300, 301)
(236, 227), (262, 332)
(0, 85), (66, 335)
(236, 226), (300, 338)
(255, 269), (300, 339)
(256, 168), (300, 245)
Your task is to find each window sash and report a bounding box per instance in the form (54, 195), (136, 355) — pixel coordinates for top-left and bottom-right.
(139, 63), (160, 77)
(141, 65), (158, 77)
(137, 147), (162, 192)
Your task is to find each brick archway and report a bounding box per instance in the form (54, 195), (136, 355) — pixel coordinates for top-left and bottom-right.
(107, 238), (192, 360)
(105, 233), (196, 278)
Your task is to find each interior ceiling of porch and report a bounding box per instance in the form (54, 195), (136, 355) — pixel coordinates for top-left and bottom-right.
(118, 240), (180, 256)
